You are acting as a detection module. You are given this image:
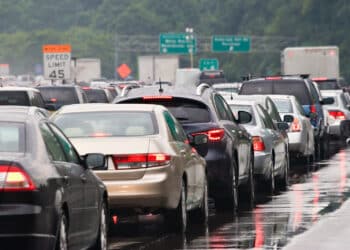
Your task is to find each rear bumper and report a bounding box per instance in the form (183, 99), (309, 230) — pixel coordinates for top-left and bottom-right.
(96, 166), (181, 211)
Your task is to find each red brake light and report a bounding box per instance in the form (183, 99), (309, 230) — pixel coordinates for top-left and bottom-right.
(0, 165), (36, 192)
(328, 110), (346, 120)
(50, 98), (57, 103)
(290, 117), (301, 132)
(312, 77), (328, 81)
(82, 87), (91, 90)
(310, 105), (317, 113)
(142, 96), (173, 100)
(192, 128), (225, 142)
(112, 153), (171, 169)
(265, 76), (282, 80)
(90, 132), (111, 137)
(252, 136), (265, 151)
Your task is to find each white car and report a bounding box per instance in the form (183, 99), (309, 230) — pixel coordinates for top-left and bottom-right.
(269, 95), (315, 162)
(321, 90), (350, 140)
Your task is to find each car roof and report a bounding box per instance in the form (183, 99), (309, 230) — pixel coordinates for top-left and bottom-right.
(36, 85), (77, 89)
(0, 106), (41, 122)
(320, 90), (344, 96)
(0, 86), (40, 92)
(267, 94), (296, 100)
(226, 99), (257, 106)
(56, 103), (162, 114)
(212, 83), (242, 88)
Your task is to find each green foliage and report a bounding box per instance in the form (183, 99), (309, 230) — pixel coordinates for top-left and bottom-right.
(0, 1), (350, 79)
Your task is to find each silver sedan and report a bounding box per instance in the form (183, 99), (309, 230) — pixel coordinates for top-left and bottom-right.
(270, 95), (315, 162)
(227, 99), (289, 194)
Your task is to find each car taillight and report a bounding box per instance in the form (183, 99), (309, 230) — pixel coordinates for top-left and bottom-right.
(328, 110), (346, 120)
(252, 136), (265, 151)
(142, 96), (173, 100)
(310, 105), (317, 114)
(265, 76), (282, 80)
(290, 117), (301, 132)
(192, 128), (225, 142)
(112, 153), (171, 170)
(0, 165), (36, 192)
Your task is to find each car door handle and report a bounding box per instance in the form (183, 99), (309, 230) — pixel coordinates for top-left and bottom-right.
(80, 174), (87, 183)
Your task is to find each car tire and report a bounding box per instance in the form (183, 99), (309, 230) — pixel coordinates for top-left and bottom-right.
(240, 152), (255, 209)
(320, 134), (330, 159)
(165, 181), (188, 233)
(263, 155), (275, 195)
(56, 212), (68, 250)
(91, 201), (108, 250)
(191, 177), (209, 225)
(277, 154), (289, 191)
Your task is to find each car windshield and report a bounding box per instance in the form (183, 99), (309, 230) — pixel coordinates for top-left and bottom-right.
(271, 98), (293, 113)
(121, 97), (211, 123)
(53, 111), (157, 138)
(0, 91), (30, 106)
(316, 80), (340, 90)
(0, 122), (25, 152)
(38, 87), (78, 105)
(83, 89), (108, 103)
(229, 104), (256, 125)
(241, 80), (312, 105)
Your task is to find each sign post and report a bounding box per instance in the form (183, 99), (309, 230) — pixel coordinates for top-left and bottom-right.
(212, 36), (251, 53)
(43, 44), (71, 80)
(159, 33), (196, 54)
(199, 58), (219, 71)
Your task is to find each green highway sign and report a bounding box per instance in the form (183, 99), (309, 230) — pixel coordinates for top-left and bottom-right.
(212, 35), (251, 52)
(159, 33), (197, 54)
(199, 58), (219, 70)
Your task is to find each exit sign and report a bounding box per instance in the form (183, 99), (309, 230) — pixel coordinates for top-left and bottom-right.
(212, 35), (251, 53)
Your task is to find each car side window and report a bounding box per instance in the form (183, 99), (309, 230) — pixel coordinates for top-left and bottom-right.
(266, 99), (282, 122)
(308, 81), (320, 103)
(214, 95), (235, 121)
(49, 123), (80, 164)
(257, 105), (275, 130)
(163, 111), (187, 142)
(40, 123), (67, 162)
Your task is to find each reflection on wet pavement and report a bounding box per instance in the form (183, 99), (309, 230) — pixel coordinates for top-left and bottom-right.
(108, 143), (350, 250)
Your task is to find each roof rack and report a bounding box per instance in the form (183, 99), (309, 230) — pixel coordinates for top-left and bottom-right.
(196, 83), (211, 96)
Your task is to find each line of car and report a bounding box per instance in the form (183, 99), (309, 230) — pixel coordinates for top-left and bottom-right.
(1, 73), (350, 249)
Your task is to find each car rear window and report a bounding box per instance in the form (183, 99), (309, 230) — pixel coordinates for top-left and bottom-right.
(53, 111), (157, 138)
(0, 122), (25, 152)
(38, 87), (79, 105)
(322, 95), (338, 107)
(119, 97), (211, 123)
(240, 80), (312, 105)
(271, 98), (293, 113)
(229, 105), (256, 125)
(0, 91), (30, 106)
(83, 89), (108, 103)
(315, 80), (340, 90)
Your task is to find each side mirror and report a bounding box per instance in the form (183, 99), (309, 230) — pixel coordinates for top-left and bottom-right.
(321, 97), (334, 105)
(44, 103), (57, 111)
(277, 122), (289, 131)
(85, 153), (106, 170)
(189, 134), (208, 146)
(283, 115), (294, 123)
(237, 111), (252, 124)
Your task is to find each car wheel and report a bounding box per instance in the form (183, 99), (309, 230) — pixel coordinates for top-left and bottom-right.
(56, 212), (68, 250)
(240, 152), (255, 209)
(320, 134), (330, 159)
(191, 177), (209, 225)
(91, 201), (108, 250)
(264, 156), (275, 195)
(277, 154), (289, 191)
(165, 181), (187, 233)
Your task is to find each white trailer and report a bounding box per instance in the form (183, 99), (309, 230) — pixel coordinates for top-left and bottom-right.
(138, 55), (179, 84)
(72, 58), (101, 83)
(281, 46), (339, 78)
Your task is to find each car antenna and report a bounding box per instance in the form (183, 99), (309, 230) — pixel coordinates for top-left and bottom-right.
(230, 86), (234, 100)
(159, 77), (163, 93)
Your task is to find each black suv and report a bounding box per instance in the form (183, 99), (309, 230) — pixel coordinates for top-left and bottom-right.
(37, 85), (88, 111)
(200, 70), (226, 85)
(114, 84), (255, 209)
(239, 76), (334, 159)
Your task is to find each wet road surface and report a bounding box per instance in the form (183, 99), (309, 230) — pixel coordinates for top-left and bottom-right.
(108, 141), (350, 249)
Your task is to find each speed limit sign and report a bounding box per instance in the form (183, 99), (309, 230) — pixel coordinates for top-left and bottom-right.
(43, 44), (71, 80)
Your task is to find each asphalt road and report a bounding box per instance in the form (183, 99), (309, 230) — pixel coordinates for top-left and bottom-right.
(108, 141), (349, 250)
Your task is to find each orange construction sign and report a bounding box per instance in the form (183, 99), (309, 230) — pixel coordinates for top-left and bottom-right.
(117, 64), (132, 79)
(42, 44), (71, 53)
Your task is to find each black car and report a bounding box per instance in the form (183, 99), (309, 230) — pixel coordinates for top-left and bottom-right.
(115, 84), (255, 210)
(0, 106), (108, 250)
(81, 87), (113, 103)
(199, 70), (227, 85)
(239, 75), (334, 159)
(37, 85), (88, 111)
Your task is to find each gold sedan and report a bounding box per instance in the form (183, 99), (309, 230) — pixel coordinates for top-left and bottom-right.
(51, 103), (208, 232)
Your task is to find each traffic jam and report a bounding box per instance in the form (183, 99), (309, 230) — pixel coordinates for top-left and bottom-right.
(1, 42), (350, 250)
